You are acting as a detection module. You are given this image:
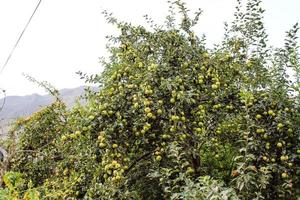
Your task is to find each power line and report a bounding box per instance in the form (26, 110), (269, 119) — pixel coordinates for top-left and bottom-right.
(0, 0), (42, 74)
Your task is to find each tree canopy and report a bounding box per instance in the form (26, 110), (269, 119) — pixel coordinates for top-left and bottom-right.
(0, 0), (299, 199)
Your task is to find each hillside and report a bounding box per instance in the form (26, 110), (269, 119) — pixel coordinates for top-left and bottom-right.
(0, 86), (96, 137)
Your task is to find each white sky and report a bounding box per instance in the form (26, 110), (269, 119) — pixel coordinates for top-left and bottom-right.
(0, 0), (299, 96)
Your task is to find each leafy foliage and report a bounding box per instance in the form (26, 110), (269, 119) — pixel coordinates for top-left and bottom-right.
(1, 0), (300, 199)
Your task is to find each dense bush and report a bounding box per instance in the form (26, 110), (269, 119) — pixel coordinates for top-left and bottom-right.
(1, 0), (299, 199)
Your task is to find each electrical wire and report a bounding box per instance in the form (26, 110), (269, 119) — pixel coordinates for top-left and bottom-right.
(0, 0), (42, 74)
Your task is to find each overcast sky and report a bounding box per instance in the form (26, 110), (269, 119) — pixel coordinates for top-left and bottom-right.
(0, 0), (299, 96)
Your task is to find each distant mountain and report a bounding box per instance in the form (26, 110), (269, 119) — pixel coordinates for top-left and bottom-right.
(0, 86), (97, 137)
